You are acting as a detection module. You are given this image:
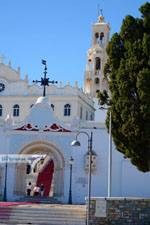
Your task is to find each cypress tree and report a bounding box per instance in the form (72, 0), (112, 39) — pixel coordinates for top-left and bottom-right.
(98, 2), (150, 172)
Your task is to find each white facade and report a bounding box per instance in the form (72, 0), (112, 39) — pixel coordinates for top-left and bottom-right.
(0, 62), (95, 124)
(0, 97), (150, 204)
(0, 12), (150, 204)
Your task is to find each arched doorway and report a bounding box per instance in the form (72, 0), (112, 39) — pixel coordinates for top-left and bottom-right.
(14, 141), (65, 198)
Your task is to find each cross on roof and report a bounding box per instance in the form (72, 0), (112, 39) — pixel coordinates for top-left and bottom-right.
(0, 55), (5, 63)
(33, 60), (58, 97)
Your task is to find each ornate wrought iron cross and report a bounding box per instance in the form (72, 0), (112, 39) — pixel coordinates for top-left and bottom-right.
(33, 60), (58, 97)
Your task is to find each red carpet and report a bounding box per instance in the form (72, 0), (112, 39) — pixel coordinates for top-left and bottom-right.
(36, 160), (54, 196)
(0, 202), (39, 206)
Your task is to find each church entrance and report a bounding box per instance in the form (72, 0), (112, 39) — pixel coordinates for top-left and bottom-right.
(14, 141), (65, 199)
(26, 155), (54, 197)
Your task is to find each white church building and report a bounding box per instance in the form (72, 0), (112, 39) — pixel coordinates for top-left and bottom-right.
(0, 12), (150, 204)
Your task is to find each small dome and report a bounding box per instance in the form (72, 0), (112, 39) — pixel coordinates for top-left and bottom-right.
(98, 15), (104, 23)
(28, 97), (54, 130)
(35, 97), (50, 105)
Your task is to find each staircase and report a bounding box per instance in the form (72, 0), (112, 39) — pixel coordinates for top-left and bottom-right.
(0, 204), (86, 224)
(18, 196), (61, 204)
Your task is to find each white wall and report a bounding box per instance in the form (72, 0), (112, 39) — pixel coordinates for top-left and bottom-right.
(1, 118), (150, 203)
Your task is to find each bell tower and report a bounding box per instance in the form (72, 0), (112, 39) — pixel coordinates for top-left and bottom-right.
(84, 11), (110, 98)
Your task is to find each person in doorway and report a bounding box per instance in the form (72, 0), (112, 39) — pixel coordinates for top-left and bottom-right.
(26, 182), (32, 196)
(40, 184), (44, 197)
(34, 185), (40, 196)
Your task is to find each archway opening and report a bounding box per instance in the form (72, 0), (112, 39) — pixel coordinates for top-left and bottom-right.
(14, 141), (65, 198)
(35, 159), (54, 196)
(26, 155), (54, 197)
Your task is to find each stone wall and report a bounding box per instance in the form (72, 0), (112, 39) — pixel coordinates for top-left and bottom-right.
(86, 197), (150, 224)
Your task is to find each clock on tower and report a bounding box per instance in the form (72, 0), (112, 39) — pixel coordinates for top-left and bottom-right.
(0, 83), (5, 92)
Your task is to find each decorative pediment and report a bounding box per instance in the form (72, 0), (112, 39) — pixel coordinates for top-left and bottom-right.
(15, 123), (70, 132)
(13, 97), (71, 132)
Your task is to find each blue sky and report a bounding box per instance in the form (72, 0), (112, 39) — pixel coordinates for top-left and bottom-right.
(0, 0), (148, 87)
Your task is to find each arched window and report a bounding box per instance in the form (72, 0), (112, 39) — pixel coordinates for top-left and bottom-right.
(64, 104), (71, 116)
(90, 114), (93, 121)
(100, 32), (104, 44)
(86, 111), (88, 120)
(51, 104), (54, 111)
(26, 164), (31, 174)
(0, 105), (2, 117)
(95, 32), (99, 44)
(95, 78), (100, 84)
(80, 106), (82, 120)
(88, 59), (92, 72)
(95, 32), (99, 39)
(13, 104), (19, 117)
(95, 57), (101, 70)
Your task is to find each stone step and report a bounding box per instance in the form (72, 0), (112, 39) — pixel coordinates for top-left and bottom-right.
(0, 204), (86, 224)
(0, 208), (85, 214)
(0, 218), (86, 224)
(0, 204), (86, 210)
(0, 220), (85, 225)
(0, 211), (85, 218)
(0, 216), (85, 221)
(0, 213), (85, 219)
(18, 196), (61, 204)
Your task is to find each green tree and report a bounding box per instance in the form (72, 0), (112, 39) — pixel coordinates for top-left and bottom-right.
(98, 2), (150, 172)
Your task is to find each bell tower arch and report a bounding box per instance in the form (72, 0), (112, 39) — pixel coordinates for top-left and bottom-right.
(84, 11), (110, 98)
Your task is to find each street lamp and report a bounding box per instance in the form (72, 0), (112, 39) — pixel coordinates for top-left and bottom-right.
(99, 106), (112, 197)
(3, 155), (8, 202)
(68, 157), (74, 204)
(108, 110), (112, 197)
(71, 131), (93, 225)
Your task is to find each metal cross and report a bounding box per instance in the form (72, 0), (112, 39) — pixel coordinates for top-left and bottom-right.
(100, 9), (103, 16)
(33, 60), (58, 97)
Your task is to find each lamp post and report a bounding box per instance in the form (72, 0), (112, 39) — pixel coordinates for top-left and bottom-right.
(99, 107), (112, 197)
(108, 110), (112, 197)
(71, 131), (93, 225)
(68, 157), (74, 204)
(3, 155), (8, 202)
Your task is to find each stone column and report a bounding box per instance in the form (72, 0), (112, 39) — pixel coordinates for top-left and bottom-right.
(14, 163), (26, 195)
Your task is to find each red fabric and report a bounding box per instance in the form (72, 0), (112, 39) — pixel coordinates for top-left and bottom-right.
(0, 202), (39, 206)
(36, 160), (54, 196)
